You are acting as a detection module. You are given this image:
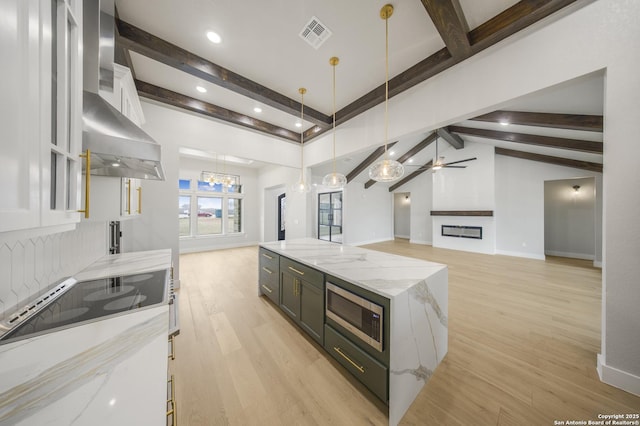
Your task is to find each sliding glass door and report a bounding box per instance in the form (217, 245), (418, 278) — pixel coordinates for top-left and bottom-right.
(318, 191), (343, 243)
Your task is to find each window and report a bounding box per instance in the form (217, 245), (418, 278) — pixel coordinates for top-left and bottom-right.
(178, 177), (243, 237)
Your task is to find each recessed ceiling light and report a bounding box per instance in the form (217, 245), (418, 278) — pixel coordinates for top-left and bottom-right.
(253, 107), (262, 113)
(499, 121), (509, 126)
(196, 86), (207, 93)
(206, 31), (221, 44)
(408, 158), (414, 163)
(389, 150), (395, 156)
(295, 122), (302, 128)
(111, 162), (120, 167)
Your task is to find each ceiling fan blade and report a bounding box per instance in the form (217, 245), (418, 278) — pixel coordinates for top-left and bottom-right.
(442, 157), (477, 166)
(443, 165), (466, 168)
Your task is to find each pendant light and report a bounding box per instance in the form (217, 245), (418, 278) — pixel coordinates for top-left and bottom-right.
(322, 57), (347, 189)
(292, 87), (311, 193)
(368, 4), (404, 182)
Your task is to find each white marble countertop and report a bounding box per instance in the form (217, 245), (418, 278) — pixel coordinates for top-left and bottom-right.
(74, 249), (172, 282)
(260, 238), (446, 298)
(0, 249), (173, 425)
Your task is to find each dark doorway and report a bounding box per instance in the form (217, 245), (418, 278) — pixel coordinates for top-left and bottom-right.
(318, 191), (343, 243)
(277, 193), (286, 240)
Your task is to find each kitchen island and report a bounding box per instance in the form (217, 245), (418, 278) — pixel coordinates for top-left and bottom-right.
(258, 238), (448, 426)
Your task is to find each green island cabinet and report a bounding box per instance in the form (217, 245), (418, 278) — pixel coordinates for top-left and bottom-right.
(279, 256), (325, 345)
(258, 248), (280, 305)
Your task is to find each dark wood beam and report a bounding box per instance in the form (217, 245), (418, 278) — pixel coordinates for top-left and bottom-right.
(449, 125), (603, 153)
(116, 19), (332, 129)
(135, 80), (300, 143)
(365, 132), (436, 188)
(430, 210), (494, 216)
(388, 161), (433, 192)
(470, 110), (604, 132)
(420, 0), (471, 58)
(335, 0), (578, 128)
(345, 141), (398, 184)
(469, 0), (578, 49)
(437, 127), (464, 149)
(495, 147), (603, 172)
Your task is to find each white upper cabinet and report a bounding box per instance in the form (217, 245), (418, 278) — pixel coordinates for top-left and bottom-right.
(0, 0), (83, 234)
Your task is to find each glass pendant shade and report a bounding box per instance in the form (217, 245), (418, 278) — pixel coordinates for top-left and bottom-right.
(291, 177), (310, 193)
(322, 171), (347, 188)
(369, 158), (404, 182)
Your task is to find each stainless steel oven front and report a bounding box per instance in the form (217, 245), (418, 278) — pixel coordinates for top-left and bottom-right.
(325, 282), (383, 352)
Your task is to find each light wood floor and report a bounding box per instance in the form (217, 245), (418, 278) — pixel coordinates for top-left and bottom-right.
(172, 240), (640, 425)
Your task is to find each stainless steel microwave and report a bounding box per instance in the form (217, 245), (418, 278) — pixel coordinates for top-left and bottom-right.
(326, 282), (384, 352)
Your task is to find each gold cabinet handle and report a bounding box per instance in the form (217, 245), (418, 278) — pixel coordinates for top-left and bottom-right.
(168, 335), (175, 360)
(126, 179), (132, 215)
(167, 375), (177, 425)
(261, 267), (273, 275)
(136, 186), (142, 214)
(261, 253), (273, 260)
(77, 149), (90, 218)
(261, 284), (273, 294)
(333, 347), (365, 373)
(288, 266), (305, 276)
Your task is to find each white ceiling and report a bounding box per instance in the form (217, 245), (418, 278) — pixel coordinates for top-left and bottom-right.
(116, 1), (604, 184)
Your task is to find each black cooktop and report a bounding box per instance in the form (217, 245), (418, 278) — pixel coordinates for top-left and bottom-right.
(1, 269), (168, 343)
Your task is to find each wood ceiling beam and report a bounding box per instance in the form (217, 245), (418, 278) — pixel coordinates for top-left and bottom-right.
(345, 141), (398, 184)
(135, 80), (300, 143)
(495, 147), (603, 172)
(364, 132), (436, 188)
(116, 19), (332, 129)
(420, 0), (472, 58)
(336, 0), (578, 128)
(437, 127), (464, 149)
(470, 110), (604, 132)
(388, 161), (433, 192)
(448, 125), (603, 153)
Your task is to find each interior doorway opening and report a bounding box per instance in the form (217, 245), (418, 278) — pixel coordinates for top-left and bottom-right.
(393, 192), (411, 240)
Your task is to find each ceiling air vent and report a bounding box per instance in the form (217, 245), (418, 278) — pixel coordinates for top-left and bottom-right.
(299, 16), (332, 49)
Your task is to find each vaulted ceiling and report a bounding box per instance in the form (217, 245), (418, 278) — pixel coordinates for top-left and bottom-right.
(114, 0), (603, 187)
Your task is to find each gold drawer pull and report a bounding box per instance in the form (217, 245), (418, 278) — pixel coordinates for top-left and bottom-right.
(136, 186), (142, 214)
(167, 375), (177, 425)
(126, 179), (132, 215)
(333, 347), (365, 373)
(288, 266), (305, 276)
(261, 253), (273, 260)
(261, 284), (273, 294)
(261, 267), (273, 275)
(169, 335), (176, 360)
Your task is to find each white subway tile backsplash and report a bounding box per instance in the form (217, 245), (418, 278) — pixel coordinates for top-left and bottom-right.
(0, 221), (107, 320)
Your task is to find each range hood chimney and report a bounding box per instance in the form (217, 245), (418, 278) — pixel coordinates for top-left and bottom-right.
(82, 0), (165, 180)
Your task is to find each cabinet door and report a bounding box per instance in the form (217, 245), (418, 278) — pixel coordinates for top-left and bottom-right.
(299, 280), (324, 345)
(280, 272), (300, 320)
(121, 178), (142, 217)
(0, 0), (42, 232)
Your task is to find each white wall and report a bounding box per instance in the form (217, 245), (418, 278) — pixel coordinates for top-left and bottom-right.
(495, 156), (603, 263)
(343, 182), (393, 246)
(177, 157), (260, 253)
(393, 193), (411, 238)
(544, 177), (596, 260)
(432, 142), (496, 254)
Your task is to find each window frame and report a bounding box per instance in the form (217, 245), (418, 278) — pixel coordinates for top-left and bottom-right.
(178, 178), (244, 238)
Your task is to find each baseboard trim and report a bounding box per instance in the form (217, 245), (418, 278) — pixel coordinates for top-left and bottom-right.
(353, 237), (394, 246)
(544, 250), (594, 260)
(394, 234), (410, 239)
(593, 260), (602, 268)
(409, 239), (432, 246)
(597, 354), (640, 397)
(495, 250), (546, 260)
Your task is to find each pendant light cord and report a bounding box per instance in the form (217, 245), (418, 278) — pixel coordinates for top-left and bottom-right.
(299, 88), (306, 181)
(384, 11), (389, 159)
(332, 60), (337, 174)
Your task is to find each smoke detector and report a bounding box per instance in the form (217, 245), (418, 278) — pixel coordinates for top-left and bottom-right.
(299, 16), (332, 49)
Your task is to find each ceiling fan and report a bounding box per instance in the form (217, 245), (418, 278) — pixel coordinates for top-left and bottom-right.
(430, 137), (477, 171)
